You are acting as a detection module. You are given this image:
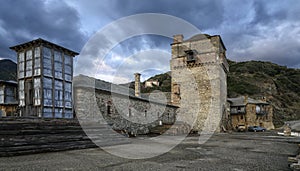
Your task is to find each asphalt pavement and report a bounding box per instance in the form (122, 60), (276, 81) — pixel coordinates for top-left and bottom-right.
(0, 131), (298, 171)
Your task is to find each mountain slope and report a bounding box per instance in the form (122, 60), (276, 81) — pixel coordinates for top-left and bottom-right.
(0, 59), (17, 81)
(228, 60), (300, 127)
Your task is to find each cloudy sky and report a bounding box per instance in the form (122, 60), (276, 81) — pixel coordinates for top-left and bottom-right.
(1, 0), (299, 83)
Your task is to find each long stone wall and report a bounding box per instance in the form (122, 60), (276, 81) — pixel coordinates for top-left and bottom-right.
(74, 85), (178, 135)
(98, 91), (177, 133)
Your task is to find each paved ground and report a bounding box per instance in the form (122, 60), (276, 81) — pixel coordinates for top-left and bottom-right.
(0, 131), (299, 171)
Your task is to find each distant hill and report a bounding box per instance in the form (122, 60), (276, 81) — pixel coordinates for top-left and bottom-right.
(132, 60), (300, 127)
(227, 60), (300, 127)
(0, 59), (17, 81)
(119, 71), (171, 93)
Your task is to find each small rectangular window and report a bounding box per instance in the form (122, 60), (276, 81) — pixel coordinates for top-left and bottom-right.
(185, 50), (196, 62)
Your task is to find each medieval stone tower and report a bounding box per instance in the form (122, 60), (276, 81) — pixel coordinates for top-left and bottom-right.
(170, 34), (229, 131)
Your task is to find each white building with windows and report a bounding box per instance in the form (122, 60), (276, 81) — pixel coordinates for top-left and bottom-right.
(10, 38), (78, 118)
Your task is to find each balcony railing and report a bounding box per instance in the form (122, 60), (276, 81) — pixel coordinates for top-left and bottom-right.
(230, 110), (246, 114)
(256, 110), (268, 115)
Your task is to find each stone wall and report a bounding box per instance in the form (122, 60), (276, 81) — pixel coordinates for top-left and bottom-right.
(230, 104), (274, 130)
(245, 104), (274, 129)
(74, 83), (178, 135)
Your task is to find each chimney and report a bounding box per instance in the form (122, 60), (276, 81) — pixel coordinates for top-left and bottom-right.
(173, 34), (184, 43)
(134, 73), (141, 97)
(244, 95), (248, 104)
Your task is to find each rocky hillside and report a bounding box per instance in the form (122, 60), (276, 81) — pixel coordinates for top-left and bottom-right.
(137, 60), (300, 127)
(228, 60), (300, 127)
(0, 59), (17, 81)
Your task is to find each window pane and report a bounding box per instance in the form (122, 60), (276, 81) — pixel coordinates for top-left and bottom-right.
(43, 58), (52, 69)
(34, 68), (41, 76)
(64, 55), (72, 65)
(43, 47), (51, 59)
(0, 87), (4, 104)
(35, 47), (40, 58)
(26, 70), (32, 77)
(34, 58), (40, 68)
(55, 80), (63, 90)
(65, 74), (72, 82)
(26, 50), (32, 60)
(55, 71), (62, 79)
(43, 68), (52, 77)
(54, 51), (62, 62)
(43, 77), (52, 88)
(65, 82), (71, 91)
(19, 52), (25, 62)
(19, 62), (24, 71)
(65, 65), (72, 74)
(55, 108), (63, 118)
(19, 71), (24, 78)
(19, 80), (24, 90)
(43, 108), (52, 118)
(64, 109), (73, 118)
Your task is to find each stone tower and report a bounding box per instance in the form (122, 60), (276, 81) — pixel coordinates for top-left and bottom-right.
(170, 34), (229, 132)
(10, 38), (78, 118)
(134, 73), (141, 97)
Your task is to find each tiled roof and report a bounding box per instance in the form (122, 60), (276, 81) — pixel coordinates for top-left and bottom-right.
(73, 75), (177, 107)
(10, 38), (79, 56)
(227, 96), (269, 106)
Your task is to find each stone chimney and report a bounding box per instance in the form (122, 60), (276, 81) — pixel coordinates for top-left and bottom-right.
(134, 73), (141, 97)
(244, 95), (248, 104)
(173, 34), (184, 43)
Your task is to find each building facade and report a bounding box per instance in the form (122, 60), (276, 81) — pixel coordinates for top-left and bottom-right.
(170, 34), (229, 131)
(228, 96), (275, 130)
(145, 80), (159, 88)
(0, 80), (18, 117)
(74, 74), (178, 135)
(10, 38), (78, 118)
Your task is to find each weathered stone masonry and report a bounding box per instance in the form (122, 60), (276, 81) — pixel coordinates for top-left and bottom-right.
(74, 75), (177, 135)
(170, 34), (229, 132)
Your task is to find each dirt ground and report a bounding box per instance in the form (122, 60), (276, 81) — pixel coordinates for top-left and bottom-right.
(0, 131), (299, 171)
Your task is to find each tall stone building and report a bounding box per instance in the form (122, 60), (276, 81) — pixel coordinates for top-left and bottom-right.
(170, 34), (229, 131)
(10, 38), (78, 118)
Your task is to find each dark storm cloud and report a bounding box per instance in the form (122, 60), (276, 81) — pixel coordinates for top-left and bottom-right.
(1, 0), (299, 79)
(0, 0), (87, 61)
(95, 0), (300, 68)
(107, 0), (225, 31)
(212, 0), (300, 68)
